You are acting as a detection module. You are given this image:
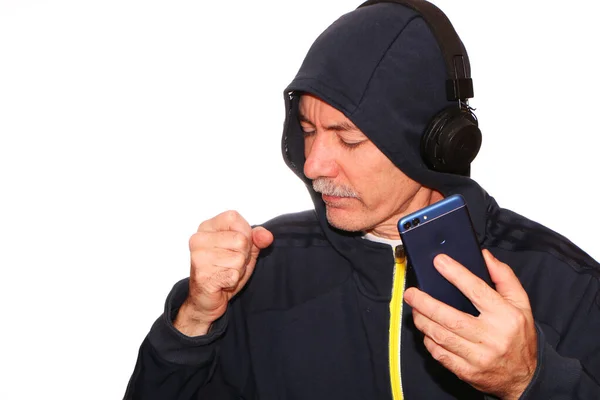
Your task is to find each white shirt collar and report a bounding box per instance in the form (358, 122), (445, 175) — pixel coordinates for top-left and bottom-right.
(362, 232), (403, 247)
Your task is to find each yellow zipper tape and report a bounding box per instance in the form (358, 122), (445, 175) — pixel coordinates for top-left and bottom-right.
(389, 245), (406, 400)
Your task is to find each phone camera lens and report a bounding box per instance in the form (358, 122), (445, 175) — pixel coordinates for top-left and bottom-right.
(403, 222), (411, 230)
(412, 218), (420, 226)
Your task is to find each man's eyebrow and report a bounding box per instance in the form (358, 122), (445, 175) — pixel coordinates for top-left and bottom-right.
(325, 121), (358, 132)
(298, 113), (314, 126)
(298, 113), (358, 132)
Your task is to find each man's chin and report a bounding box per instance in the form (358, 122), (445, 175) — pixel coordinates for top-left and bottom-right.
(325, 207), (366, 232)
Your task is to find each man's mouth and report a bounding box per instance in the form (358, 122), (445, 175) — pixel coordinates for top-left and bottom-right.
(322, 193), (355, 206)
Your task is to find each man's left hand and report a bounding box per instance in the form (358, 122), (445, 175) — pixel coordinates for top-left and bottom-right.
(403, 249), (537, 400)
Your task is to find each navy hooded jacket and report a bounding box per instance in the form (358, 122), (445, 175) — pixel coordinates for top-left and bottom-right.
(124, 2), (600, 399)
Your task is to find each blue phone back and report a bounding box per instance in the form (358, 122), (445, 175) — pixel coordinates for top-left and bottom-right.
(398, 194), (492, 316)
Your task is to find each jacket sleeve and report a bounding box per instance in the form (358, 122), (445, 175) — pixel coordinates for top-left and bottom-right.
(520, 276), (600, 400)
(122, 278), (250, 400)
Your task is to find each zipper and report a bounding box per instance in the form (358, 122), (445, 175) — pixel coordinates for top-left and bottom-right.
(389, 244), (407, 400)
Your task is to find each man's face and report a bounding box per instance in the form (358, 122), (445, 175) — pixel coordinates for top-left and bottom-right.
(300, 94), (424, 233)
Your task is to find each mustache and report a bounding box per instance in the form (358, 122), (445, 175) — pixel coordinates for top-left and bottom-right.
(312, 178), (359, 198)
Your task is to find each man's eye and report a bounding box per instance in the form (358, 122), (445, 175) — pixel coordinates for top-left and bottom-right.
(340, 139), (364, 149)
(302, 130), (316, 137)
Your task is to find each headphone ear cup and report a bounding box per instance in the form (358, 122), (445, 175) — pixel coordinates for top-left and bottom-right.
(421, 107), (482, 174)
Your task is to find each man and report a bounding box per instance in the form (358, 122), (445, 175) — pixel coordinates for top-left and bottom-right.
(124, 1), (600, 399)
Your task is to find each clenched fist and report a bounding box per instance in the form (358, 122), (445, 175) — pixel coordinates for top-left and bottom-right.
(174, 210), (273, 336)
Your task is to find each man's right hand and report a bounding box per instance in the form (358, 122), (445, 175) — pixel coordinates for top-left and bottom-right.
(174, 210), (274, 337)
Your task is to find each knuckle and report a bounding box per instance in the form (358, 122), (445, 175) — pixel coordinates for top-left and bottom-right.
(189, 232), (204, 250)
(446, 317), (467, 332)
(453, 366), (474, 384)
(430, 328), (449, 347)
(469, 283), (488, 303)
(443, 333), (459, 349)
(216, 268), (240, 288)
(222, 210), (241, 223)
(504, 310), (525, 335)
(231, 251), (247, 268)
(499, 337), (512, 356)
(230, 231), (249, 250)
(461, 346), (472, 360)
(199, 212), (225, 231)
(513, 310), (527, 327)
(490, 336), (511, 358)
(432, 347), (449, 364)
(477, 350), (495, 367)
(197, 219), (209, 232)
(230, 269), (241, 283)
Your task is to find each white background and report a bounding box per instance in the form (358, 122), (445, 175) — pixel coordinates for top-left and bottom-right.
(1, 0), (599, 398)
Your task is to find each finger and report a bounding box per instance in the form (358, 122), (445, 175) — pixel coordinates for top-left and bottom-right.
(231, 227), (274, 295)
(413, 309), (479, 361)
(252, 226), (274, 250)
(201, 266), (242, 293)
(482, 249), (531, 310)
(198, 210), (252, 238)
(249, 226), (274, 261)
(405, 287), (481, 343)
(189, 230), (252, 254)
(194, 247), (248, 271)
(423, 336), (474, 381)
(433, 254), (504, 314)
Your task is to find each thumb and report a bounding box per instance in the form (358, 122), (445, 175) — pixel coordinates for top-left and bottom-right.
(483, 249), (531, 310)
(249, 226), (274, 259)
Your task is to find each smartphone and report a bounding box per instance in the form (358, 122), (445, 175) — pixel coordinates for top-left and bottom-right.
(397, 194), (493, 316)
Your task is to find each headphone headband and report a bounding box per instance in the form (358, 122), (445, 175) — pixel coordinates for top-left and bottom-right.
(358, 0), (473, 101)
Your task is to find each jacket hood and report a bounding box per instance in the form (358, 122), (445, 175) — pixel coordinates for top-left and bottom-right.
(280, 1), (491, 294)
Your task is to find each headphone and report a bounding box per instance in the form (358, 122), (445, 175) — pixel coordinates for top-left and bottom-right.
(359, 0), (482, 176)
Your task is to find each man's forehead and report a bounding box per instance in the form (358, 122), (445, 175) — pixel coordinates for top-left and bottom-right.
(298, 94), (358, 128)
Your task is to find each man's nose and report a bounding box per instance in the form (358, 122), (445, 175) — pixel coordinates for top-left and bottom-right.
(304, 132), (338, 180)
